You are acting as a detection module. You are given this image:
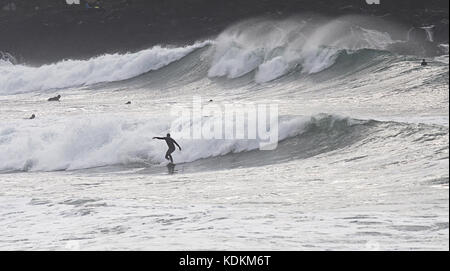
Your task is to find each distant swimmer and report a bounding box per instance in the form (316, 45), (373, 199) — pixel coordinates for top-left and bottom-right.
(48, 95), (61, 102)
(421, 59), (428, 66)
(29, 114), (35, 119)
(153, 133), (182, 164)
(125, 101), (131, 105)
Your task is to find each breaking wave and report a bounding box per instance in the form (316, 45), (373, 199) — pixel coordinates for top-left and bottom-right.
(208, 17), (395, 83)
(0, 16), (406, 94)
(0, 41), (211, 94)
(0, 114), (372, 172)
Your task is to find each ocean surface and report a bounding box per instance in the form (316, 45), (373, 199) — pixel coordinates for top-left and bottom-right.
(0, 17), (448, 250)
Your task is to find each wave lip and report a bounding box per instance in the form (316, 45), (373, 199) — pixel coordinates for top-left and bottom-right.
(0, 41), (211, 95)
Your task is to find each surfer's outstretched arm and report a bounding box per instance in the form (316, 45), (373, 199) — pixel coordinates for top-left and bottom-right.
(172, 139), (182, 150)
(153, 137), (165, 140)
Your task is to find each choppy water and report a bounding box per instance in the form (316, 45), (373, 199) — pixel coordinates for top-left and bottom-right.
(0, 17), (448, 250)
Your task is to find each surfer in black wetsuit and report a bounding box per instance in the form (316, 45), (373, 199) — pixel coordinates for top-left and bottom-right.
(48, 95), (61, 102)
(421, 59), (428, 66)
(153, 133), (181, 163)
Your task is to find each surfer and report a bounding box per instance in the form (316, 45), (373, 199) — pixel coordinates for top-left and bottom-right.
(29, 114), (35, 119)
(421, 59), (428, 66)
(153, 133), (181, 164)
(48, 95), (61, 102)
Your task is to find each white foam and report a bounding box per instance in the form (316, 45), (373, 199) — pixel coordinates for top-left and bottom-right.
(208, 47), (263, 78)
(0, 41), (211, 94)
(300, 47), (340, 74)
(255, 56), (290, 83)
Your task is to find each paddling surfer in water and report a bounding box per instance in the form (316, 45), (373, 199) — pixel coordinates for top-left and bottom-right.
(153, 133), (182, 164)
